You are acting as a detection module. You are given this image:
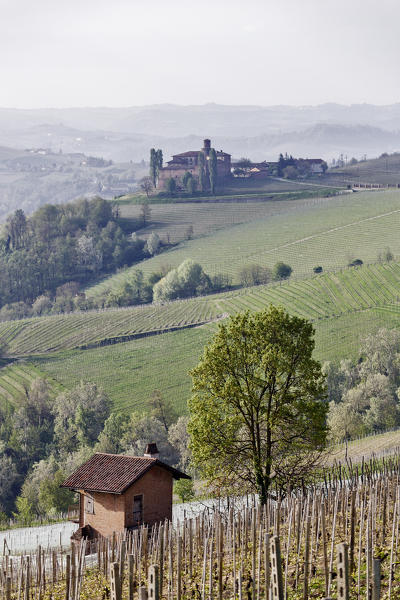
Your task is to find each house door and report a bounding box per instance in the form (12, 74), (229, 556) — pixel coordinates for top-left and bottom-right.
(133, 495), (143, 526)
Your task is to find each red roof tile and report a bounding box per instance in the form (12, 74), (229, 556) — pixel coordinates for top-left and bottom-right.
(61, 452), (190, 494)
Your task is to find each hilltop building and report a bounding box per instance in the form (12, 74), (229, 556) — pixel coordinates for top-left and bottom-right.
(61, 445), (190, 540)
(157, 139), (231, 190)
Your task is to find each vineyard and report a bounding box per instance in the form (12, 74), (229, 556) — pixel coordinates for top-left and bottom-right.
(0, 300), (221, 358)
(87, 189), (400, 297)
(1, 457), (400, 599)
(2, 261), (400, 411)
(119, 197), (332, 244)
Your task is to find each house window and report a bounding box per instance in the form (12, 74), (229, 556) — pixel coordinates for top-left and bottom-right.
(133, 494), (143, 526)
(84, 494), (94, 514)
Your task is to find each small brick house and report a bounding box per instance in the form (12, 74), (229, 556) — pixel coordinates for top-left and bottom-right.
(61, 445), (190, 539)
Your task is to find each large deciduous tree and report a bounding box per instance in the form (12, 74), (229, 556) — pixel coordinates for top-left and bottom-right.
(188, 307), (328, 503)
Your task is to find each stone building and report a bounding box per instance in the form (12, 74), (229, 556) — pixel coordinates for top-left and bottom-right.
(157, 139), (231, 191)
(61, 445), (190, 539)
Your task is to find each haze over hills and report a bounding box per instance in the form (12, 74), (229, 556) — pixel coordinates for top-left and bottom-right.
(1, 104), (400, 163)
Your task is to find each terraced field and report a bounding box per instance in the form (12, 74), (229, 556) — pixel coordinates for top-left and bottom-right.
(0, 298), (221, 357)
(87, 190), (400, 297)
(1, 261), (399, 411)
(33, 304), (400, 414)
(0, 362), (63, 405)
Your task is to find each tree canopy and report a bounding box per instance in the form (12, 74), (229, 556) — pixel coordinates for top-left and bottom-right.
(188, 307), (328, 503)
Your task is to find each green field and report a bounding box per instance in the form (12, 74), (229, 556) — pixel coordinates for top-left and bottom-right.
(334, 153), (400, 186)
(88, 190), (400, 297)
(2, 261), (400, 411)
(3, 190), (400, 413)
(30, 303), (400, 415)
(119, 196), (332, 244)
(0, 298), (221, 357)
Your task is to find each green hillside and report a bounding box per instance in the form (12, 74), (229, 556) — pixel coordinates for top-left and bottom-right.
(0, 298), (221, 357)
(2, 261), (400, 412)
(333, 153), (400, 186)
(87, 190), (400, 297)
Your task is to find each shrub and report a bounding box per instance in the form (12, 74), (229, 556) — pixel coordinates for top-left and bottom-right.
(174, 479), (195, 503)
(239, 264), (271, 287)
(273, 262), (292, 281)
(349, 259), (363, 267)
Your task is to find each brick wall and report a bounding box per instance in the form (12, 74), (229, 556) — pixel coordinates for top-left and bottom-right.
(124, 465), (173, 527)
(78, 466), (173, 538)
(82, 490), (125, 538)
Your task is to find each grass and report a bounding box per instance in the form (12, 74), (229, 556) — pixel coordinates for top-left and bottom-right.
(0, 298), (221, 357)
(334, 153), (400, 186)
(0, 362), (63, 405)
(3, 261), (397, 412)
(328, 428), (400, 463)
(118, 196), (333, 244)
(87, 190), (400, 297)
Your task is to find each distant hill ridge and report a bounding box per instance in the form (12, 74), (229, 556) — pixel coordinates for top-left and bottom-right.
(1, 104), (400, 161)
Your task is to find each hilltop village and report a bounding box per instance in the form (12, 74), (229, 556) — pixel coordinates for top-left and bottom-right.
(153, 138), (327, 193)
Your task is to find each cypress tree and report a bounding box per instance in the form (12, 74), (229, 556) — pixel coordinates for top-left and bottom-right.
(209, 148), (218, 194)
(149, 148), (157, 186)
(198, 151), (207, 192)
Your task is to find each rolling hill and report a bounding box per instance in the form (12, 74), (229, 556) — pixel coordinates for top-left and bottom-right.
(88, 190), (400, 297)
(2, 261), (400, 413)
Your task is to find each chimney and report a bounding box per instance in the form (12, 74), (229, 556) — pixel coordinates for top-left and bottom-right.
(144, 443), (159, 459)
(203, 139), (211, 156)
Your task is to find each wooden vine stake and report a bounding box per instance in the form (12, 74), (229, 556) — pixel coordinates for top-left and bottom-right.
(372, 558), (381, 600)
(270, 536), (284, 600)
(148, 564), (160, 600)
(336, 543), (349, 600)
(110, 562), (121, 600)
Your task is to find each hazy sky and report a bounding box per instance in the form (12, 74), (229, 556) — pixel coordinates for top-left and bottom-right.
(1, 0), (399, 108)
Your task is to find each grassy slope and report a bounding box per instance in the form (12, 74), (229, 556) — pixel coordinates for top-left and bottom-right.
(3, 191), (400, 412)
(87, 190), (400, 297)
(328, 428), (400, 464)
(3, 261), (397, 413)
(32, 304), (400, 415)
(334, 154), (400, 186)
(0, 298), (221, 357)
(118, 197), (331, 244)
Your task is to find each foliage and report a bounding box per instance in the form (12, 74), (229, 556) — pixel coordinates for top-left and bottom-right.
(148, 389), (177, 432)
(140, 200), (152, 225)
(153, 259), (212, 303)
(326, 328), (400, 441)
(198, 152), (207, 192)
(139, 177), (153, 199)
(53, 382), (110, 453)
(166, 178), (176, 195)
(149, 148), (163, 187)
(209, 148), (218, 194)
(122, 413), (178, 465)
(0, 198), (145, 313)
(168, 416), (191, 471)
(145, 232), (161, 256)
(13, 495), (34, 526)
(174, 478), (195, 503)
(273, 262), (292, 280)
(188, 307), (328, 502)
(238, 263), (271, 287)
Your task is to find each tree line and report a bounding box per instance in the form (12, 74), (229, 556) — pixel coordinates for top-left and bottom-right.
(0, 198), (145, 314)
(0, 379), (191, 523)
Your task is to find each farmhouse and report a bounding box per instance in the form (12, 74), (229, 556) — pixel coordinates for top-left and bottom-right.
(61, 444), (190, 539)
(157, 138), (231, 190)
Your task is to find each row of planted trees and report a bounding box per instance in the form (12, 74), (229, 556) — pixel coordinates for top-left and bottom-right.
(2, 454), (400, 599)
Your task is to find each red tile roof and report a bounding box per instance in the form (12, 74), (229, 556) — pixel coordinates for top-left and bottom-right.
(61, 452), (190, 494)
